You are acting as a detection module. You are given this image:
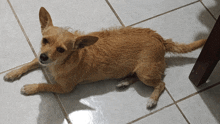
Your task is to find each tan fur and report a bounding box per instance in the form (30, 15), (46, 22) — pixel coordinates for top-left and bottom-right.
(4, 7), (206, 108)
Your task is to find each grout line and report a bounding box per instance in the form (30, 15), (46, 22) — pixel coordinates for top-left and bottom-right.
(7, 0), (72, 123)
(105, 0), (125, 27)
(129, 0), (200, 27)
(176, 82), (220, 103)
(128, 87), (189, 124)
(53, 93), (73, 124)
(199, 0), (217, 21)
(130, 82), (220, 123)
(7, 0), (38, 57)
(128, 103), (175, 124)
(0, 64), (26, 75)
(165, 88), (190, 124)
(40, 68), (73, 124)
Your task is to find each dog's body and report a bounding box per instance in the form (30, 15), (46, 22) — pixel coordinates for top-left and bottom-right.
(4, 7), (206, 108)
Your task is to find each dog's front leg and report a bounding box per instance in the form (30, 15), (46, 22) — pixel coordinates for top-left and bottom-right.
(21, 78), (76, 95)
(4, 58), (40, 81)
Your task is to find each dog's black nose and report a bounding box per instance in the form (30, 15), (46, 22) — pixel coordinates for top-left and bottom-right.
(40, 54), (48, 61)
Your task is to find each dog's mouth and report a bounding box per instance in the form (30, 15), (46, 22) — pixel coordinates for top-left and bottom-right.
(38, 54), (52, 66)
(39, 60), (50, 66)
(39, 60), (47, 64)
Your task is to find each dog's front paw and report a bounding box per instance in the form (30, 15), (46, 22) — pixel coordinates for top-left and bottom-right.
(21, 84), (39, 95)
(4, 70), (22, 82)
(147, 98), (157, 109)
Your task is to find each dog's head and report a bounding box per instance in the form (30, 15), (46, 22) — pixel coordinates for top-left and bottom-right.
(38, 7), (98, 66)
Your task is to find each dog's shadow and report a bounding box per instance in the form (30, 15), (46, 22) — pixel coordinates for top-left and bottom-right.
(165, 56), (197, 68)
(36, 56), (197, 124)
(37, 93), (66, 124)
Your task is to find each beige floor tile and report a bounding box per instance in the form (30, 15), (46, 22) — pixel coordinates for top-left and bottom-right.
(178, 84), (220, 124)
(108, 0), (197, 26)
(0, 69), (67, 124)
(0, 0), (35, 72)
(133, 105), (188, 124)
(202, 0), (220, 19)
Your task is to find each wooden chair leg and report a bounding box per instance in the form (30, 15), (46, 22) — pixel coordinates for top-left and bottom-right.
(189, 15), (220, 87)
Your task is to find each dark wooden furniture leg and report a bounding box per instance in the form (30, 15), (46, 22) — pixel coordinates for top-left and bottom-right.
(189, 16), (220, 87)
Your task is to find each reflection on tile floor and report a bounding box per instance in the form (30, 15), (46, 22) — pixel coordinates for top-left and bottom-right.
(59, 81), (173, 124)
(1, 0), (220, 124)
(0, 70), (67, 124)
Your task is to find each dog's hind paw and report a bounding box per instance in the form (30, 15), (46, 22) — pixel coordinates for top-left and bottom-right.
(147, 98), (157, 109)
(116, 81), (130, 89)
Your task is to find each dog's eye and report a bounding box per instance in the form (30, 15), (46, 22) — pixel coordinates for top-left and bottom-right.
(42, 38), (49, 44)
(57, 47), (65, 53)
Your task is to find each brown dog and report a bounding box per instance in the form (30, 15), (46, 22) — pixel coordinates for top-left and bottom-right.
(4, 7), (206, 108)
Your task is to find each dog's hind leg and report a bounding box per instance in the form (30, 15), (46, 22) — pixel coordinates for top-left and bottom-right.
(135, 61), (166, 109)
(4, 58), (40, 81)
(145, 80), (165, 108)
(116, 74), (139, 89)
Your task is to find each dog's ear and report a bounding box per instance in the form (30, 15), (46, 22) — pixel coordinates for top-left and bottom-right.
(39, 7), (53, 32)
(74, 36), (98, 49)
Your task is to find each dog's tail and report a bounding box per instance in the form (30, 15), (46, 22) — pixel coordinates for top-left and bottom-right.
(163, 39), (206, 54)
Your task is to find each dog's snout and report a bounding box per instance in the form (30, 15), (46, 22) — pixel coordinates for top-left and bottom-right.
(40, 54), (48, 61)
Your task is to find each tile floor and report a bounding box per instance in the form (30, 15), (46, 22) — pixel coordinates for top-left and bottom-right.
(1, 0), (220, 124)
